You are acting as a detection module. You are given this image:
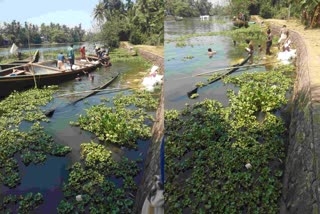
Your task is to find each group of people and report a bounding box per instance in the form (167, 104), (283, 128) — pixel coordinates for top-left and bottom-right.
(207, 23), (292, 65)
(241, 24), (292, 64)
(57, 44), (86, 71)
(266, 25), (291, 55)
(95, 46), (111, 66)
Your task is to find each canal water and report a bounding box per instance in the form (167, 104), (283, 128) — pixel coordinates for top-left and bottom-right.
(165, 17), (268, 110)
(0, 55), (154, 212)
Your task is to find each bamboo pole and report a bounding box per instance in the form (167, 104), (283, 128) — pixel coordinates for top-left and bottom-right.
(30, 63), (63, 72)
(194, 61), (279, 77)
(55, 88), (133, 97)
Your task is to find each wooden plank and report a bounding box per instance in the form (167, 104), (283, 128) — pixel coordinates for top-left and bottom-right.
(30, 63), (62, 72)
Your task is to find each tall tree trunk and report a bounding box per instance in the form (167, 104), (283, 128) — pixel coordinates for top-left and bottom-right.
(310, 4), (320, 28)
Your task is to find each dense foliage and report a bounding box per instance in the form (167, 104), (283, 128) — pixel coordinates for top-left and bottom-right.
(228, 0), (320, 28)
(0, 88), (72, 212)
(0, 21), (86, 46)
(165, 0), (214, 17)
(93, 0), (164, 47)
(165, 65), (294, 213)
(165, 0), (320, 28)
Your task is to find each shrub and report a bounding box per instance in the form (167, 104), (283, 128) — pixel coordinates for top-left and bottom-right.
(129, 30), (146, 45)
(260, 3), (275, 19)
(274, 7), (289, 20)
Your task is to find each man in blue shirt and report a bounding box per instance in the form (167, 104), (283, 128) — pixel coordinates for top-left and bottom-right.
(67, 44), (75, 70)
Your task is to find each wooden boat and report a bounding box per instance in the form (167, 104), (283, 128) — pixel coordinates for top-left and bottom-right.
(0, 50), (40, 71)
(85, 54), (112, 67)
(0, 57), (101, 98)
(45, 72), (119, 117)
(187, 54), (251, 98)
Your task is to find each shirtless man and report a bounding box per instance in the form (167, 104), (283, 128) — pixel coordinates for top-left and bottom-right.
(245, 39), (254, 64)
(278, 25), (289, 50)
(207, 48), (217, 58)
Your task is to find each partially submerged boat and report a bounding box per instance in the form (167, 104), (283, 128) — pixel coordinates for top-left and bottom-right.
(0, 50), (40, 71)
(0, 57), (102, 98)
(187, 54), (251, 97)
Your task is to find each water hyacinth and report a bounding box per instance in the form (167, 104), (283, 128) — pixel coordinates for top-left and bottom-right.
(165, 65), (294, 213)
(0, 88), (72, 211)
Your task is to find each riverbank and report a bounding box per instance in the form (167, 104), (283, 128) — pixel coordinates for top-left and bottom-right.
(252, 15), (320, 100)
(125, 42), (164, 213)
(120, 42), (164, 59)
(252, 15), (320, 213)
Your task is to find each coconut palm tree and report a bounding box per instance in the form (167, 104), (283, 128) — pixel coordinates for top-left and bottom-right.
(93, 2), (106, 27)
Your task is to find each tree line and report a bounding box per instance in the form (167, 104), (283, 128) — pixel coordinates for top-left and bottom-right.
(165, 0), (320, 28)
(0, 20), (86, 47)
(229, 0), (320, 28)
(92, 0), (164, 48)
(165, 0), (213, 17)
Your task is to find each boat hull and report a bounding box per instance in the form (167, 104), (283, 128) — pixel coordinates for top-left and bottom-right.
(0, 64), (99, 98)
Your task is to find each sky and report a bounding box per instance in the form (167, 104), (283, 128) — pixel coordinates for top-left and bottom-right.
(0, 0), (100, 31)
(208, 0), (229, 6)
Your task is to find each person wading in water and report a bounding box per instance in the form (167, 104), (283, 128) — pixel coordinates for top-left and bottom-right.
(245, 39), (254, 64)
(266, 28), (273, 55)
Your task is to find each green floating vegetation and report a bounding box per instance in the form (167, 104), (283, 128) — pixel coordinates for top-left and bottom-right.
(190, 93), (199, 99)
(207, 73), (222, 83)
(176, 42), (187, 47)
(195, 81), (207, 88)
(165, 65), (295, 213)
(0, 88), (72, 212)
(0, 192), (43, 213)
(58, 141), (139, 213)
(168, 24), (262, 43)
(183, 55), (194, 61)
(113, 90), (159, 109)
(71, 90), (158, 148)
(62, 90), (159, 212)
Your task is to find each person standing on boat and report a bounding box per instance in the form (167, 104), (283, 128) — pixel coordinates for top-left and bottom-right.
(67, 44), (75, 70)
(57, 52), (66, 70)
(245, 39), (254, 64)
(80, 46), (86, 59)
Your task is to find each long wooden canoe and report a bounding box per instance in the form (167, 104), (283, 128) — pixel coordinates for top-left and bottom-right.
(45, 72), (119, 117)
(0, 50), (40, 71)
(187, 54), (252, 98)
(0, 58), (101, 98)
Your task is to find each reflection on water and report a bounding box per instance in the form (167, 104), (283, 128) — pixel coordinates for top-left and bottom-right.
(165, 17), (268, 110)
(165, 16), (233, 40)
(1, 156), (68, 213)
